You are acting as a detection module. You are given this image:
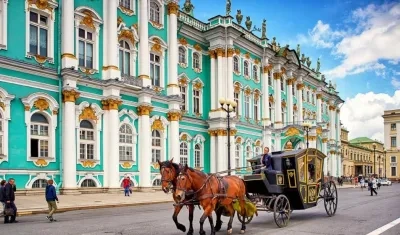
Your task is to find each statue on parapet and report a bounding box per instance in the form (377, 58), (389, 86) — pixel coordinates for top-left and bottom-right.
(182, 0), (194, 16)
(261, 19), (267, 39)
(316, 58), (321, 73)
(245, 16), (252, 31)
(226, 0), (231, 16)
(236, 10), (243, 25)
(297, 44), (301, 56)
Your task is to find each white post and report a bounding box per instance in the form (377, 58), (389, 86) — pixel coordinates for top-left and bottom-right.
(217, 132), (225, 172)
(287, 77), (293, 124)
(138, 0), (151, 87)
(167, 2), (179, 95)
(61, 0), (77, 69)
(209, 134), (217, 173)
(137, 99), (153, 188)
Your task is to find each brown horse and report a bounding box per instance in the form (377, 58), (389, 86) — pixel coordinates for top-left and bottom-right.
(158, 159), (225, 235)
(175, 164), (248, 235)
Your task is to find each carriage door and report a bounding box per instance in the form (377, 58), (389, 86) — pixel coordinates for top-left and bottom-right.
(298, 154), (322, 204)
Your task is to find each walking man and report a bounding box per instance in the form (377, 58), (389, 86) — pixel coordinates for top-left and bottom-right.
(45, 179), (59, 221)
(370, 177), (378, 196)
(3, 178), (18, 223)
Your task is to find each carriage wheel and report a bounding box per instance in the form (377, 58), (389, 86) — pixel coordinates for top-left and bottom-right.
(323, 180), (338, 217)
(237, 213), (254, 224)
(273, 195), (291, 228)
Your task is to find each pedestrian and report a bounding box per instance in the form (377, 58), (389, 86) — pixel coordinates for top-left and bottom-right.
(377, 178), (381, 190)
(360, 178), (365, 191)
(3, 178), (18, 223)
(369, 177), (378, 196)
(0, 180), (6, 217)
(122, 177), (131, 197)
(45, 179), (59, 222)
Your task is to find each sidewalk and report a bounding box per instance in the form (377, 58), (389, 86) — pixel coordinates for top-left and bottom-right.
(15, 191), (174, 217)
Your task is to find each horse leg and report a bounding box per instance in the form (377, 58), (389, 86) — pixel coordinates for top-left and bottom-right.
(214, 206), (223, 232)
(199, 206), (214, 235)
(239, 198), (247, 234)
(225, 205), (235, 235)
(208, 214), (216, 235)
(172, 205), (186, 232)
(187, 204), (195, 235)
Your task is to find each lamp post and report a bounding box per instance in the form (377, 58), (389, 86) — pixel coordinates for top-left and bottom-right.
(302, 122), (311, 149)
(219, 98), (237, 176)
(377, 155), (381, 178)
(372, 143), (376, 177)
(384, 150), (387, 178)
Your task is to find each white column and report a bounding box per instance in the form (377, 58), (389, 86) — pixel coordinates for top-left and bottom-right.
(210, 134), (217, 173)
(309, 129), (317, 149)
(227, 49), (234, 100)
(137, 101), (153, 188)
(229, 134), (235, 173)
(317, 94), (322, 122)
(274, 70), (282, 128)
(167, 2), (179, 95)
(168, 111), (181, 164)
(217, 133), (225, 172)
(275, 134), (282, 151)
(103, 110), (110, 188)
(103, 0), (120, 79)
(297, 83), (304, 122)
(322, 139), (328, 175)
(62, 88), (80, 190)
(138, 0), (151, 87)
(261, 61), (270, 126)
(210, 51), (217, 110)
(287, 79), (293, 123)
(216, 48), (223, 102)
(263, 129), (272, 151)
(61, 0), (77, 69)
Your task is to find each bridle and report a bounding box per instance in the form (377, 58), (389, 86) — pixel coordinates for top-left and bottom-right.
(160, 166), (176, 184)
(176, 170), (213, 197)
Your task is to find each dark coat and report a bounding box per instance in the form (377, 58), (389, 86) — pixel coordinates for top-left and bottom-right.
(261, 154), (272, 170)
(3, 183), (15, 202)
(45, 185), (58, 201)
(0, 186), (4, 202)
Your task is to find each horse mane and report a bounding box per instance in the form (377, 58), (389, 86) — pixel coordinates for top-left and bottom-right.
(160, 161), (181, 175)
(186, 166), (207, 178)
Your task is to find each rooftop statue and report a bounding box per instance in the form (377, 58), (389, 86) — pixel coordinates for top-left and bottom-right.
(261, 19), (267, 39)
(301, 54), (306, 64)
(236, 10), (243, 25)
(182, 0), (194, 16)
(306, 57), (311, 67)
(296, 44), (300, 56)
(245, 16), (252, 31)
(321, 74), (326, 82)
(316, 58), (321, 73)
(226, 0), (231, 16)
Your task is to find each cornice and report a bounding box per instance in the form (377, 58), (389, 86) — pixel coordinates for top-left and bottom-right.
(0, 55), (58, 80)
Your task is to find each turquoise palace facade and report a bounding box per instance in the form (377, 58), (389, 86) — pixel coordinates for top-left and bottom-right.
(0, 0), (343, 194)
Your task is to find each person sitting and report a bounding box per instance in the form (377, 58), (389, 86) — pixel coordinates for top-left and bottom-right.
(254, 147), (272, 174)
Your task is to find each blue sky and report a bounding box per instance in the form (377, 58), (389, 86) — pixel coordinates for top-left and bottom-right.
(183, 0), (400, 141)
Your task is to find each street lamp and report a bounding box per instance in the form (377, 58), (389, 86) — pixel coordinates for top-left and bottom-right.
(302, 122), (312, 149)
(372, 143), (376, 177)
(377, 155), (381, 178)
(384, 150), (387, 179)
(219, 98), (237, 175)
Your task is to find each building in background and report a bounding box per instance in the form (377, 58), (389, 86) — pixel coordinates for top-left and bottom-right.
(383, 109), (400, 181)
(0, 0), (343, 194)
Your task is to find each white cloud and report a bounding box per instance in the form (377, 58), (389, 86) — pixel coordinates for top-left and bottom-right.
(391, 77), (400, 89)
(321, 3), (400, 79)
(341, 90), (400, 142)
(308, 20), (346, 48)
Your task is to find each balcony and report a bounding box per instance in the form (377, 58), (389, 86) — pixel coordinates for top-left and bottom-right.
(120, 75), (143, 88)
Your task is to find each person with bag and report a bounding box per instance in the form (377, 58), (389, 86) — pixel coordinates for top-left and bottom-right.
(122, 176), (131, 197)
(0, 180), (6, 217)
(3, 178), (18, 223)
(45, 179), (59, 222)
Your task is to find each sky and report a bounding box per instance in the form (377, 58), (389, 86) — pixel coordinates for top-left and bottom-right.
(183, 0), (400, 143)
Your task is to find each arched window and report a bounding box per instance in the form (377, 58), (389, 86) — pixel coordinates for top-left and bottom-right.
(179, 46), (186, 64)
(151, 130), (162, 162)
(179, 142), (188, 165)
(0, 111), (3, 155)
(81, 179), (96, 187)
(194, 144), (201, 168)
(30, 113), (49, 158)
(150, 53), (161, 87)
(243, 61), (249, 76)
(150, 1), (160, 23)
(235, 144), (240, 167)
(253, 65), (258, 80)
(79, 120), (95, 160)
(193, 52), (200, 69)
(119, 124), (133, 161)
(233, 56), (239, 72)
(255, 147), (261, 156)
(193, 88), (200, 114)
(32, 179), (47, 188)
(244, 95), (250, 119)
(180, 85), (187, 111)
(119, 40), (131, 76)
(78, 27), (94, 68)
(153, 178), (161, 186)
(281, 107), (285, 124)
(246, 145), (252, 166)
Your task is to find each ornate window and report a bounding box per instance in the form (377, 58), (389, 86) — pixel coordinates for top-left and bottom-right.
(192, 52), (201, 71)
(178, 46), (186, 64)
(243, 61), (249, 77)
(81, 179), (96, 187)
(192, 79), (204, 116)
(193, 89), (200, 114)
(152, 130), (162, 162)
(307, 91), (310, 103)
(119, 124), (133, 161)
(178, 75), (189, 112)
(255, 146), (261, 156)
(30, 113), (50, 158)
(150, 52), (161, 87)
(235, 144), (241, 167)
(0, 0), (8, 50)
(194, 144), (201, 168)
(149, 1), (160, 24)
(79, 120), (95, 160)
(75, 8), (102, 72)
(32, 179), (47, 188)
(253, 65), (258, 81)
(254, 98), (259, 121)
(244, 95), (250, 119)
(281, 107), (286, 124)
(233, 56), (239, 73)
(25, 1), (57, 61)
(119, 40), (131, 76)
(246, 145), (253, 166)
(119, 0), (134, 11)
(234, 82), (241, 117)
(180, 142), (188, 165)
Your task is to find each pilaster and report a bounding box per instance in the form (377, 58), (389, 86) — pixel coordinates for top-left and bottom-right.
(261, 59), (271, 126)
(316, 93), (322, 123)
(103, 0), (120, 79)
(273, 67), (282, 128)
(286, 76), (294, 124)
(138, 0), (151, 87)
(167, 1), (179, 95)
(309, 128), (317, 149)
(216, 48), (224, 102)
(296, 82), (304, 122)
(167, 110), (181, 164)
(209, 50), (217, 110)
(322, 138), (328, 175)
(227, 48), (234, 101)
(61, 0), (77, 69)
(137, 101), (153, 188)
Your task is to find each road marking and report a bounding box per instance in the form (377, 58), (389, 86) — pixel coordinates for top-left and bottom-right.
(366, 217), (400, 235)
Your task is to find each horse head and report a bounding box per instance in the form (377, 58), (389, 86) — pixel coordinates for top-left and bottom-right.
(175, 164), (194, 202)
(158, 158), (179, 193)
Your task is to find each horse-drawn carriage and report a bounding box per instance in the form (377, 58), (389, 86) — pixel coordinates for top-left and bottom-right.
(238, 148), (338, 228)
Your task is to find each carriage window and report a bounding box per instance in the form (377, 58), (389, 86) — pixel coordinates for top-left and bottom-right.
(298, 156), (306, 183)
(307, 156), (316, 183)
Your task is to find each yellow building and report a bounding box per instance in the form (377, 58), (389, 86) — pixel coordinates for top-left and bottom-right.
(341, 128), (354, 176)
(383, 109), (400, 181)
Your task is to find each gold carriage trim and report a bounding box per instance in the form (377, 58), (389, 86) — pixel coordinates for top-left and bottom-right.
(308, 185), (318, 203)
(276, 174), (284, 185)
(287, 169), (297, 188)
(300, 185), (307, 203)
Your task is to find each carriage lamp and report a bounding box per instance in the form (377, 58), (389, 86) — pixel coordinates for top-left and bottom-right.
(219, 98), (237, 175)
(302, 122), (312, 149)
(372, 143), (377, 176)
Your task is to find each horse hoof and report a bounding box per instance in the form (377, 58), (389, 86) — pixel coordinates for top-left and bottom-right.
(177, 224), (186, 233)
(199, 231), (206, 235)
(227, 228), (232, 234)
(240, 230), (245, 234)
(187, 230), (194, 235)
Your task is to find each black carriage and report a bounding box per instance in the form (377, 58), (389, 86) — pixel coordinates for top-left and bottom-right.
(239, 148), (338, 228)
